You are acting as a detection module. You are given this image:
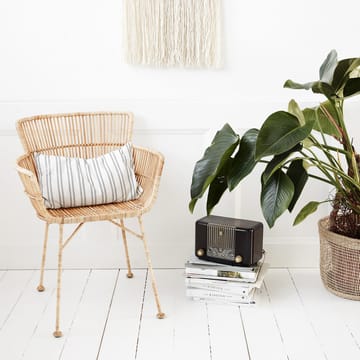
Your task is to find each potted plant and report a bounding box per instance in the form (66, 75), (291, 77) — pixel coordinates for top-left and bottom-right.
(189, 50), (360, 299)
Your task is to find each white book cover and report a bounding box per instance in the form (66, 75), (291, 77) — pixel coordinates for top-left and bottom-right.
(186, 254), (261, 272)
(185, 262), (268, 284)
(185, 253), (265, 282)
(185, 263), (269, 289)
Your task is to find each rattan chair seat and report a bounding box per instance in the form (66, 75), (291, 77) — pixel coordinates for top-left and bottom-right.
(44, 198), (146, 224)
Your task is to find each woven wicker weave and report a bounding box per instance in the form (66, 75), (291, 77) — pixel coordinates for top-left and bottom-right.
(16, 112), (165, 337)
(319, 217), (360, 300)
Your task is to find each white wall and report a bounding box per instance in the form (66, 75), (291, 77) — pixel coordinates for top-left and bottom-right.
(1, 0), (359, 269)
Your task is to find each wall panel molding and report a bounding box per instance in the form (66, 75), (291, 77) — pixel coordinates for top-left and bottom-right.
(0, 97), (343, 269)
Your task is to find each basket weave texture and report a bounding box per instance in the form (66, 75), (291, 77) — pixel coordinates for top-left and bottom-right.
(16, 112), (164, 224)
(319, 217), (360, 300)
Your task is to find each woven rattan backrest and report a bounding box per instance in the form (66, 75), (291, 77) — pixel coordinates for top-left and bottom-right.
(16, 112), (134, 158)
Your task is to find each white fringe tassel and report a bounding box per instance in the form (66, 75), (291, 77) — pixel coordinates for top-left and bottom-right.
(123, 0), (222, 68)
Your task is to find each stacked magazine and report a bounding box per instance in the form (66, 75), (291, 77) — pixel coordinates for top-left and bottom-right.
(185, 253), (267, 305)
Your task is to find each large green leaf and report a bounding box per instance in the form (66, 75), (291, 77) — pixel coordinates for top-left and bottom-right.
(285, 51), (360, 99)
(319, 49), (337, 84)
(189, 123), (239, 212)
(227, 128), (259, 191)
(288, 99), (305, 125)
(260, 170), (294, 228)
(293, 201), (320, 225)
(303, 101), (341, 138)
(262, 144), (302, 185)
(206, 158), (233, 214)
(284, 80), (336, 100)
(311, 81), (336, 100)
(343, 78), (360, 98)
(285, 52), (360, 97)
(284, 79), (314, 90)
(286, 159), (309, 212)
(255, 111), (314, 160)
(332, 58), (360, 92)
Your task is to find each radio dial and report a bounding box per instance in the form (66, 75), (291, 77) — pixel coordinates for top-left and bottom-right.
(235, 255), (243, 264)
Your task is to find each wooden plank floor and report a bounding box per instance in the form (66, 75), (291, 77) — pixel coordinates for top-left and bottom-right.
(0, 268), (360, 360)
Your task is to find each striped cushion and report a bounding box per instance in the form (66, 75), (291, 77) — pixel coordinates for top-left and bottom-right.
(34, 143), (143, 209)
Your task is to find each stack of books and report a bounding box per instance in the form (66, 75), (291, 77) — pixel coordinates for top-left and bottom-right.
(185, 254), (267, 305)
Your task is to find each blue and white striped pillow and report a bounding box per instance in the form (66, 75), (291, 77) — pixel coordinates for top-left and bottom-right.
(34, 143), (143, 209)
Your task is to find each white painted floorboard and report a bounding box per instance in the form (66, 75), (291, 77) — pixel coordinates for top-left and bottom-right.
(97, 269), (147, 360)
(0, 268), (360, 360)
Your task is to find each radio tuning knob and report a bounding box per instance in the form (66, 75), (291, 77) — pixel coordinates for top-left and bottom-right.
(196, 248), (205, 257)
(235, 255), (243, 264)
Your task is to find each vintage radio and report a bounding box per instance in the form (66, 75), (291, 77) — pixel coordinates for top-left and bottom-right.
(195, 215), (263, 267)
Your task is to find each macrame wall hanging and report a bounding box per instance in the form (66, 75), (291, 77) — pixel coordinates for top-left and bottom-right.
(123, 0), (222, 68)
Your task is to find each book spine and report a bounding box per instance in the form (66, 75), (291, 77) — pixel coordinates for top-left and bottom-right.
(185, 274), (256, 283)
(185, 279), (253, 295)
(191, 296), (256, 306)
(186, 288), (255, 302)
(185, 267), (256, 280)
(186, 259), (258, 272)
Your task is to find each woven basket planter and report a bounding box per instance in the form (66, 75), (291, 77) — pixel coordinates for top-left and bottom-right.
(319, 217), (360, 300)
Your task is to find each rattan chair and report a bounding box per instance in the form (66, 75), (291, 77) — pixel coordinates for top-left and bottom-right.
(16, 112), (165, 338)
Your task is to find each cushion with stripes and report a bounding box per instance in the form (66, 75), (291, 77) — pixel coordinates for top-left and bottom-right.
(34, 143), (143, 209)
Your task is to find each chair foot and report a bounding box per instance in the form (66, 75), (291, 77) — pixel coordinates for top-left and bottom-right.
(37, 285), (45, 292)
(53, 330), (63, 338)
(126, 272), (134, 278)
(157, 312), (165, 319)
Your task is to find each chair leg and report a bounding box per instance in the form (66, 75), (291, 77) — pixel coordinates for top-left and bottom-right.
(137, 216), (165, 319)
(37, 223), (49, 292)
(53, 223), (64, 338)
(120, 218), (133, 278)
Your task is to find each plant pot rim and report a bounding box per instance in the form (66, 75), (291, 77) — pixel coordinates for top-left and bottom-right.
(319, 216), (360, 301)
(318, 216), (360, 249)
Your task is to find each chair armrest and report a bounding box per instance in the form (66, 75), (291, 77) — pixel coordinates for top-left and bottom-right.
(133, 146), (164, 211)
(16, 154), (48, 219)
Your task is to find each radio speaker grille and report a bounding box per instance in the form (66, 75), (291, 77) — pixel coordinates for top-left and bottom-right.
(207, 223), (235, 261)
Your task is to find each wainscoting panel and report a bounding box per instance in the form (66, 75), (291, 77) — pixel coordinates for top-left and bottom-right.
(2, 98), (350, 269)
(0, 125), (237, 269)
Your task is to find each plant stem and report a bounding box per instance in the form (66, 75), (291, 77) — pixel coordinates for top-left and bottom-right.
(308, 135), (341, 170)
(300, 149), (338, 187)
